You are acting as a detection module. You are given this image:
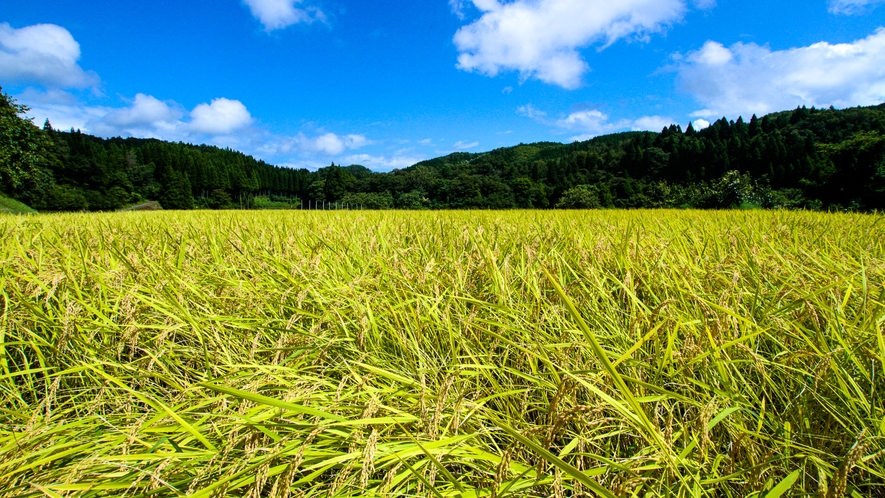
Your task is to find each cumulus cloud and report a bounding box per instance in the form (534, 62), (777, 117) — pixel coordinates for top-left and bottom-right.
(519, 104), (674, 140)
(828, 0), (885, 14)
(558, 110), (674, 140)
(556, 110), (612, 136)
(454, 140), (480, 149)
(313, 133), (368, 155)
(20, 88), (379, 169)
(243, 0), (326, 31)
(102, 94), (183, 128)
(266, 132), (370, 156)
(88, 94), (184, 138)
(632, 115), (676, 132)
(343, 153), (426, 171)
(676, 29), (885, 119)
(189, 98), (254, 135)
(22, 91), (256, 141)
(0, 23), (98, 88)
(453, 0), (687, 89)
(692, 118), (711, 129)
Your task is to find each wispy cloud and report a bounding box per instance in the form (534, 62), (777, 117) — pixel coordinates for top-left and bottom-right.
(674, 28), (885, 119)
(242, 0), (326, 31)
(692, 0), (717, 9)
(454, 140), (480, 149)
(516, 104), (547, 120)
(265, 132), (370, 156)
(519, 103), (674, 140)
(558, 110), (674, 140)
(343, 153), (426, 171)
(449, 0), (468, 19)
(828, 0), (885, 15)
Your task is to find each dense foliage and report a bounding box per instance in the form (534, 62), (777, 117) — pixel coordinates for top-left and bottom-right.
(1, 210), (882, 496)
(398, 106), (885, 211)
(2, 85), (885, 211)
(0, 89), (56, 206)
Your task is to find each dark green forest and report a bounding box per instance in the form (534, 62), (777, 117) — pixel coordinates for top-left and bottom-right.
(2, 87), (884, 212)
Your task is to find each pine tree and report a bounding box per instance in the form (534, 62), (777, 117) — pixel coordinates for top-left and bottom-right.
(159, 169), (194, 210)
(748, 115), (761, 138)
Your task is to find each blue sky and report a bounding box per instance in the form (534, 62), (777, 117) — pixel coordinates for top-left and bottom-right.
(3, 0), (885, 170)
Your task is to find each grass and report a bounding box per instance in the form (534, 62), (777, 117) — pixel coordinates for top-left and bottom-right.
(0, 193), (36, 214)
(253, 196), (302, 210)
(0, 209), (883, 497)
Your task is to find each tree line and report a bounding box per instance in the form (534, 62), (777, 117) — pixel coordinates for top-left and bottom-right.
(2, 86), (884, 211)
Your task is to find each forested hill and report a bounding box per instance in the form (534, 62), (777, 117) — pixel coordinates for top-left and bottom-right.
(37, 132), (314, 211)
(2, 85), (884, 211)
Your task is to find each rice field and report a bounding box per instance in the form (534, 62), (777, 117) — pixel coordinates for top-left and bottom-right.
(1, 210), (883, 497)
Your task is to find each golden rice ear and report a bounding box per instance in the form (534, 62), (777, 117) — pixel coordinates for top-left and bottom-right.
(1, 210), (882, 497)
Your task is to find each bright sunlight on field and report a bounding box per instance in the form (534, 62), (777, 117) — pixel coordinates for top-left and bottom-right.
(1, 210), (883, 497)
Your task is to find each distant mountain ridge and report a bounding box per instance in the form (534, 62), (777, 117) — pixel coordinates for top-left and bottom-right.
(2, 85), (884, 211)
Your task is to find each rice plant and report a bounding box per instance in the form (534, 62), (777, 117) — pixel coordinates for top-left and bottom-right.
(1, 210), (883, 497)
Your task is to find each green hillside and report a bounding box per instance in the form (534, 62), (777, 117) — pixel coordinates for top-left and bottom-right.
(0, 194), (35, 214)
(3, 84), (884, 211)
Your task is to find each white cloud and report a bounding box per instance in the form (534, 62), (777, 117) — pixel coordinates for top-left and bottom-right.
(632, 115), (676, 132)
(676, 29), (885, 119)
(454, 140), (480, 149)
(315, 133), (368, 155)
(692, 119), (711, 129)
(22, 93), (108, 132)
(692, 0), (717, 9)
(343, 153), (426, 171)
(18, 87), (79, 107)
(0, 23), (98, 88)
(516, 104), (547, 119)
(419, 138), (434, 146)
(520, 104), (674, 140)
(557, 110), (612, 136)
(449, 0), (468, 19)
(90, 94), (184, 139)
(103, 94), (183, 128)
(266, 132), (370, 156)
(189, 98), (254, 135)
(21, 91), (256, 140)
(243, 0), (326, 31)
(314, 133), (345, 155)
(561, 111), (674, 140)
(828, 0), (885, 15)
(20, 89), (381, 168)
(453, 0), (687, 89)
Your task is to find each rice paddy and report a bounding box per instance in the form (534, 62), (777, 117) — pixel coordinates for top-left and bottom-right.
(1, 210), (883, 497)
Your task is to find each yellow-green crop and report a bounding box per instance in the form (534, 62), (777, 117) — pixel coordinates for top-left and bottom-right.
(1, 210), (883, 497)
